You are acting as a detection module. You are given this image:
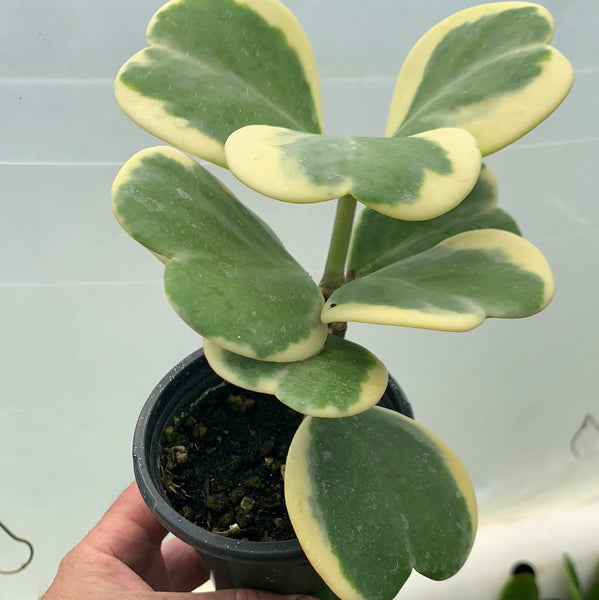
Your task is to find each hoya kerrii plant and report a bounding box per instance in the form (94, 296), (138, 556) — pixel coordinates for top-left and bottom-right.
(110, 1), (574, 599)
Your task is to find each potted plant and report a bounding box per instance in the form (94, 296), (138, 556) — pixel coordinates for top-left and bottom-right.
(110, 1), (574, 599)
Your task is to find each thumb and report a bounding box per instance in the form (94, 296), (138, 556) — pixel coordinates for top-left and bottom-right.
(208, 593), (318, 600)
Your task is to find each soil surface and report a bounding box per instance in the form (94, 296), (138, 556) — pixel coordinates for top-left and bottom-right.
(159, 383), (303, 542)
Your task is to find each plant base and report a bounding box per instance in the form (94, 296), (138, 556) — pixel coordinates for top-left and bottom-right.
(133, 348), (412, 593)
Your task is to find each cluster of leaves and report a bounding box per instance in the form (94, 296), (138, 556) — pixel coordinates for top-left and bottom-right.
(111, 1), (573, 599)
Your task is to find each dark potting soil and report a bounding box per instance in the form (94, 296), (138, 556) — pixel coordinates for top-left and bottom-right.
(159, 383), (303, 542)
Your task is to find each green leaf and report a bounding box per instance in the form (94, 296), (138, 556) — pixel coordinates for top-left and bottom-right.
(348, 164), (521, 278)
(386, 3), (574, 155)
(204, 335), (388, 417)
(563, 555), (584, 600)
(111, 146), (327, 361)
(115, 0), (323, 167)
(323, 229), (554, 332)
(285, 407), (477, 600)
(226, 125), (481, 220)
(499, 569), (538, 600)
(589, 558), (599, 600)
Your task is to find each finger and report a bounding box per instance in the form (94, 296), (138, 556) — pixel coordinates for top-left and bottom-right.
(83, 481), (171, 585)
(148, 592), (319, 600)
(107, 482), (168, 544)
(162, 536), (209, 591)
(205, 591), (320, 600)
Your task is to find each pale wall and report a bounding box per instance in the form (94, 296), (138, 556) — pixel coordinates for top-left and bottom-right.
(1, 1), (598, 598)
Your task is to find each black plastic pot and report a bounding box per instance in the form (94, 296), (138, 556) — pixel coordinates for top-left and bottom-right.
(133, 348), (412, 594)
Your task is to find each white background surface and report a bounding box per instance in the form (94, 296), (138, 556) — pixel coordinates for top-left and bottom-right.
(1, 1), (598, 598)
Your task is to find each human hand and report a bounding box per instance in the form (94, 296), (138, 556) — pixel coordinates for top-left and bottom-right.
(42, 482), (316, 600)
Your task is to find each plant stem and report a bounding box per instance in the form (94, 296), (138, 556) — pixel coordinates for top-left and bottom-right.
(319, 194), (357, 301)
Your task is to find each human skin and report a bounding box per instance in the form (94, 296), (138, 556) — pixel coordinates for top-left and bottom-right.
(42, 483), (317, 600)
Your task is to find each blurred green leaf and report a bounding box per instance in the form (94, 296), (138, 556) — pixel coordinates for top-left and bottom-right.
(499, 565), (538, 600)
(563, 554), (585, 600)
(589, 557), (599, 600)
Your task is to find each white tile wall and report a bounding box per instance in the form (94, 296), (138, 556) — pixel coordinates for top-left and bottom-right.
(1, 1), (598, 598)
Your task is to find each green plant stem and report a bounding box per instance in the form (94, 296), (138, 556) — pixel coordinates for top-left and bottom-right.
(319, 194), (357, 300)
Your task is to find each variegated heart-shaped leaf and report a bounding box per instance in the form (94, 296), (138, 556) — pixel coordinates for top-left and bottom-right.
(204, 335), (388, 417)
(112, 146), (327, 361)
(323, 229), (554, 331)
(348, 164), (521, 278)
(285, 407), (477, 600)
(226, 125), (481, 220)
(115, 0), (323, 167)
(386, 2), (574, 155)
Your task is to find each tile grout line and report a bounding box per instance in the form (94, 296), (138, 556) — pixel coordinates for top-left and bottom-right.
(504, 136), (599, 151)
(0, 280), (162, 288)
(0, 76), (115, 85)
(1, 137), (598, 168)
(0, 161), (124, 167)
(1, 65), (597, 86)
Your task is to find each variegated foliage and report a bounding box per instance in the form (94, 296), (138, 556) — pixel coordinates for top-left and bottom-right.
(113, 1), (573, 598)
